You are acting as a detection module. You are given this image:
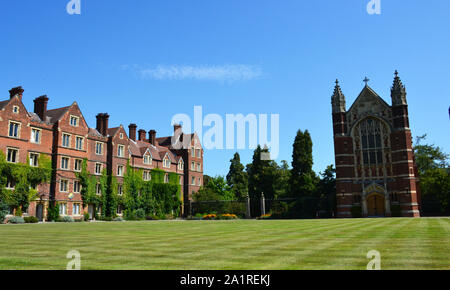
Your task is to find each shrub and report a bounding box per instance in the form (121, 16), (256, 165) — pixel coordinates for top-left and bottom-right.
(47, 203), (60, 222)
(124, 209), (137, 221)
(8, 216), (25, 224)
(135, 208), (146, 220)
(113, 217), (124, 222)
(101, 216), (113, 222)
(24, 216), (39, 223)
(351, 205), (362, 218)
(57, 216), (74, 223)
(74, 218), (83, 223)
(84, 212), (90, 221)
(146, 215), (159, 220)
(0, 200), (9, 224)
(390, 204), (402, 217)
(15, 207), (23, 217)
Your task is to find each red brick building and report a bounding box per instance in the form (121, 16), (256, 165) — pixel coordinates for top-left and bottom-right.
(0, 86), (203, 220)
(332, 72), (421, 218)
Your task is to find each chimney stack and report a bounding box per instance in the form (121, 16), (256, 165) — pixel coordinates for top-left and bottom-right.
(102, 113), (110, 136)
(96, 113), (109, 136)
(149, 130), (156, 145)
(128, 124), (137, 141)
(96, 114), (104, 135)
(9, 86), (24, 101)
(138, 129), (146, 141)
(33, 95), (49, 121)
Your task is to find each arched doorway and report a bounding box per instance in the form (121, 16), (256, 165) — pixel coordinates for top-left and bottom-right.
(366, 194), (385, 217)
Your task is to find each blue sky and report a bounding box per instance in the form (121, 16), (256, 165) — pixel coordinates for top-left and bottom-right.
(0, 0), (449, 176)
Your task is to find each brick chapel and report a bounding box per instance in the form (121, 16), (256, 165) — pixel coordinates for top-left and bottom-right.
(332, 71), (421, 218)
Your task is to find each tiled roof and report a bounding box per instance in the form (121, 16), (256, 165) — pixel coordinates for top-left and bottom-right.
(0, 99), (10, 110)
(46, 106), (70, 123)
(107, 127), (120, 137)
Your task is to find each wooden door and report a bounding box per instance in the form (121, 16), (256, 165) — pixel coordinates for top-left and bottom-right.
(367, 195), (385, 217)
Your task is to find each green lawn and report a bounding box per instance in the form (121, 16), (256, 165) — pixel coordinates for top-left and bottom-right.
(0, 218), (449, 270)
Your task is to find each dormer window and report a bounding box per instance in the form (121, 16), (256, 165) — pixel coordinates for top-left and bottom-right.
(143, 154), (152, 165)
(13, 106), (19, 114)
(70, 116), (79, 127)
(163, 155), (171, 168)
(178, 159), (184, 171)
(119, 133), (124, 139)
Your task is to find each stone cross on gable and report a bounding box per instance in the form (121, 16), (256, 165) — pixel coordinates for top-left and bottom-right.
(363, 77), (370, 86)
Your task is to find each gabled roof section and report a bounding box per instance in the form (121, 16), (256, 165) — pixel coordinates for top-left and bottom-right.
(0, 99), (10, 110)
(107, 127), (121, 137)
(348, 85), (391, 113)
(46, 106), (71, 123)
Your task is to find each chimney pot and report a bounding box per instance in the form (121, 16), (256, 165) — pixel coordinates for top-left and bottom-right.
(138, 129), (147, 141)
(33, 95), (49, 121)
(9, 86), (24, 101)
(149, 130), (157, 145)
(102, 113), (109, 136)
(128, 124), (137, 141)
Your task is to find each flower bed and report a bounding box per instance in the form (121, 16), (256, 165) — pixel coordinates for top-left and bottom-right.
(202, 213), (238, 220)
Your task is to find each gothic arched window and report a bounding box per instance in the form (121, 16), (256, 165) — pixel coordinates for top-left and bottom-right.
(353, 117), (391, 178)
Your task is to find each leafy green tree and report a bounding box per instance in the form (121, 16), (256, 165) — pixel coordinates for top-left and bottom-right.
(414, 135), (450, 215)
(290, 130), (317, 197)
(226, 153), (248, 200)
(317, 165), (337, 216)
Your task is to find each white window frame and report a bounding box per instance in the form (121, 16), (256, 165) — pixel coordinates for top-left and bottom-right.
(75, 136), (84, 150)
(73, 203), (81, 215)
(95, 142), (103, 155)
(6, 147), (19, 163)
(70, 115), (79, 127)
(117, 145), (125, 157)
(118, 184), (123, 196)
(143, 154), (152, 165)
(164, 174), (169, 184)
(61, 156), (70, 170)
(95, 163), (102, 175)
(178, 159), (184, 171)
(74, 159), (82, 172)
(62, 133), (71, 148)
(117, 165), (124, 176)
(6, 179), (15, 190)
(191, 176), (195, 186)
(60, 179), (69, 193)
(143, 170), (151, 181)
(8, 121), (21, 139)
(96, 183), (102, 195)
(29, 152), (39, 167)
(13, 106), (19, 114)
(30, 128), (41, 144)
(74, 180), (81, 193)
(59, 203), (67, 215)
(163, 155), (171, 169)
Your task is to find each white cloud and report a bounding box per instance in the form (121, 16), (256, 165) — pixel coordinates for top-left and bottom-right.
(122, 64), (262, 82)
